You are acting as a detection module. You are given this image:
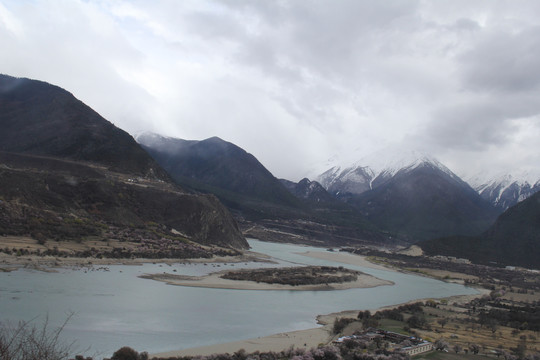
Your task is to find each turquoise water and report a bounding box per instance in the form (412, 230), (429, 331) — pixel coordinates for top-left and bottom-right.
(0, 240), (477, 357)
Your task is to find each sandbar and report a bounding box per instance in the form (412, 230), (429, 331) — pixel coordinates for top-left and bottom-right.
(297, 250), (390, 270)
(139, 268), (393, 291)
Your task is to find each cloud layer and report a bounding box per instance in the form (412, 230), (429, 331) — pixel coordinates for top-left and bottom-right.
(1, 0), (539, 181)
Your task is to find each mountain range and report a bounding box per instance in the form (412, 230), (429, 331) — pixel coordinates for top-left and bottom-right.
(0, 74), (248, 251)
(419, 190), (540, 268)
(316, 150), (501, 242)
(136, 132), (300, 216)
(465, 172), (540, 211)
(137, 132), (388, 247)
(1, 74), (538, 267)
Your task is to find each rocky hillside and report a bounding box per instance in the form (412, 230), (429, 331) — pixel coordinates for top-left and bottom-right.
(137, 133), (300, 214)
(0, 75), (248, 251)
(0, 74), (167, 178)
(279, 178), (337, 204)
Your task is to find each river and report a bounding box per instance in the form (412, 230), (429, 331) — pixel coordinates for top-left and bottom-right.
(0, 239), (477, 357)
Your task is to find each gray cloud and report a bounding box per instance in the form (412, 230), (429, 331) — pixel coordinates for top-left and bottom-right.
(1, 0), (540, 181)
(460, 27), (540, 93)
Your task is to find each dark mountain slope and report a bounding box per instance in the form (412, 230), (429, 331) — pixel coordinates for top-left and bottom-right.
(137, 133), (301, 215)
(280, 178), (337, 204)
(0, 75), (247, 250)
(0, 152), (247, 250)
(0, 74), (166, 178)
(138, 133), (393, 247)
(342, 163), (500, 242)
(419, 191), (540, 268)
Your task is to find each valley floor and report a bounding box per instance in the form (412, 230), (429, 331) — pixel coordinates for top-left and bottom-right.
(151, 250), (490, 358)
(0, 235), (266, 272)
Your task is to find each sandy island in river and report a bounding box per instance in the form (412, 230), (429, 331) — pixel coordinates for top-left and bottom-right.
(139, 268), (393, 291)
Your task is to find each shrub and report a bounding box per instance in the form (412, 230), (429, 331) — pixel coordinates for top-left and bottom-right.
(0, 315), (78, 360)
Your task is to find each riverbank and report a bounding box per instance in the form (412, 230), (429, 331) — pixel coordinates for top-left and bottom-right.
(0, 249), (272, 273)
(150, 250), (486, 358)
(151, 290), (486, 358)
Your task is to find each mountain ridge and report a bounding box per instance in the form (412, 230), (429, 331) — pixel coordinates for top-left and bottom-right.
(138, 132), (395, 247)
(465, 172), (540, 211)
(0, 74), (168, 179)
(0, 74), (248, 251)
(316, 149), (500, 241)
(419, 190), (540, 269)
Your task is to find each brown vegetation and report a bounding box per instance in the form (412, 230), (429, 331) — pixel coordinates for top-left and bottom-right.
(220, 266), (360, 286)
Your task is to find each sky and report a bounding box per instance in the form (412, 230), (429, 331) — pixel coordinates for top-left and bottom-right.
(1, 0), (540, 182)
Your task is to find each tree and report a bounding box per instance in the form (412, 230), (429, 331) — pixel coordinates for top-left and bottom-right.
(110, 347), (141, 360)
(469, 344), (481, 355)
(0, 315), (77, 360)
(362, 317), (379, 329)
(437, 318), (448, 329)
(406, 314), (427, 329)
(434, 339), (449, 351)
(358, 310), (371, 320)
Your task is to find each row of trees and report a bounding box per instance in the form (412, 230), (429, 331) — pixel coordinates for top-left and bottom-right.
(221, 266), (360, 286)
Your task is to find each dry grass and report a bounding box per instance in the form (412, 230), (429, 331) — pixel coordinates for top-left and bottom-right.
(0, 235), (142, 255)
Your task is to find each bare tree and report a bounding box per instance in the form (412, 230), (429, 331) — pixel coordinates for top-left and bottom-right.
(0, 314), (76, 360)
(437, 318), (448, 329)
(469, 344), (481, 355)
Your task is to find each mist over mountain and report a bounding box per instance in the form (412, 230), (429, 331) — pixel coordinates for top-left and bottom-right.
(317, 149), (500, 242)
(137, 132), (300, 212)
(0, 74), (167, 179)
(0, 75), (247, 250)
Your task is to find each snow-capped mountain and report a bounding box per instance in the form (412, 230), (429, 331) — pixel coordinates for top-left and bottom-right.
(280, 178), (336, 203)
(465, 171), (540, 211)
(317, 148), (461, 196)
(316, 147), (499, 241)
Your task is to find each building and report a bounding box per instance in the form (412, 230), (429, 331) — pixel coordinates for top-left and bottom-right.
(402, 342), (433, 356)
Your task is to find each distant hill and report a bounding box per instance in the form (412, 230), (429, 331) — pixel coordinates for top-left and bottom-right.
(419, 191), (540, 269)
(0, 75), (247, 251)
(0, 74), (169, 178)
(280, 178), (337, 204)
(137, 133), (393, 247)
(137, 133), (300, 215)
(317, 149), (500, 242)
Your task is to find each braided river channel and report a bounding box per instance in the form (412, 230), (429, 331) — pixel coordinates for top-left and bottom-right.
(0, 239), (477, 357)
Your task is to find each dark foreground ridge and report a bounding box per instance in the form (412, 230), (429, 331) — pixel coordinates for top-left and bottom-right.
(0, 74), (248, 252)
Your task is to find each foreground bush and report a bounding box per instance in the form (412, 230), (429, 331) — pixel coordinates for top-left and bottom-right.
(0, 316), (75, 360)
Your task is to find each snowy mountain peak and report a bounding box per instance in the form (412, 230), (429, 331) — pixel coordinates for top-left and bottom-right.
(317, 147), (460, 196)
(351, 147), (453, 179)
(463, 170), (540, 210)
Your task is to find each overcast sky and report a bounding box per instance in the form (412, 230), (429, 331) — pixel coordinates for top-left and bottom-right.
(1, 0), (540, 182)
